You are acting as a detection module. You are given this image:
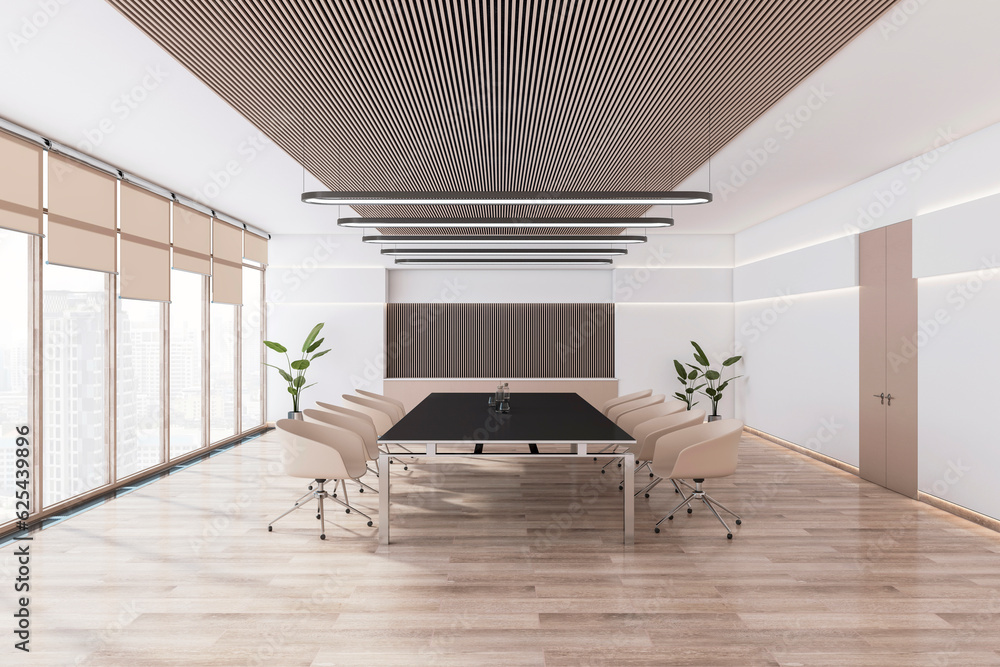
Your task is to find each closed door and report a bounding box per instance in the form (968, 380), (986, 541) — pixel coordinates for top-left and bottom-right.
(859, 221), (918, 498)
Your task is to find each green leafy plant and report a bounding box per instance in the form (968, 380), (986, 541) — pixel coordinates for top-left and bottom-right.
(673, 359), (704, 410)
(264, 323), (330, 413)
(689, 341), (742, 417)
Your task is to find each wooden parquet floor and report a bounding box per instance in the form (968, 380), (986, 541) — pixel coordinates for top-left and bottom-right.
(2, 430), (999, 666)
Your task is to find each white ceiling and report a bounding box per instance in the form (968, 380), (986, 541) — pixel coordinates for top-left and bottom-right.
(2, 0), (999, 237)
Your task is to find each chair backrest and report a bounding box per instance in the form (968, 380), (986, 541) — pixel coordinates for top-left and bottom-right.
(342, 395), (395, 434)
(304, 408), (379, 461)
(617, 400), (687, 435)
(651, 419), (744, 480)
(316, 401), (377, 429)
(634, 409), (706, 461)
(357, 389), (406, 416)
(608, 394), (665, 423)
(276, 419), (368, 480)
(600, 389), (652, 416)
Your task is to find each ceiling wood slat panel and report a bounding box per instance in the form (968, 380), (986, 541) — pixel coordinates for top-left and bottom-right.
(105, 0), (897, 229)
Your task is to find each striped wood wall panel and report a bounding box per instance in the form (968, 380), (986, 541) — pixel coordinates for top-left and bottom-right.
(105, 1), (897, 229)
(387, 303), (613, 378)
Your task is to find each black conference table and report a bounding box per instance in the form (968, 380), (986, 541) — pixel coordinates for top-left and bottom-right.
(377, 392), (637, 545)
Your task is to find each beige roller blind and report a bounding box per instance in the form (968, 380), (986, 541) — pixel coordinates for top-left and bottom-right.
(47, 154), (117, 273)
(0, 131), (43, 236)
(212, 219), (242, 305)
(243, 230), (268, 265)
(172, 204), (211, 274)
(120, 183), (170, 301)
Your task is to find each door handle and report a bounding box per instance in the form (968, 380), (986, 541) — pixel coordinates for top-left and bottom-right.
(886, 393), (893, 406)
(873, 393), (885, 405)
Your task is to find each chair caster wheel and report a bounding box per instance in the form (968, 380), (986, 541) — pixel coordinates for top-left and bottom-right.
(617, 463), (622, 468)
(727, 533), (733, 539)
(667, 515), (674, 521)
(308, 485), (313, 490)
(601, 469), (606, 474)
(687, 508), (693, 514)
(619, 485), (623, 491)
(650, 473), (654, 478)
(332, 493), (337, 498)
(593, 457), (597, 462)
(345, 508), (351, 514)
(735, 519), (742, 525)
(654, 527), (660, 533)
(403, 466), (408, 471)
(644, 493), (650, 498)
(367, 521), (373, 527)
(268, 526), (272, 532)
(316, 514), (321, 519)
(320, 534), (326, 540)
(359, 488), (364, 493)
(674, 488), (679, 493)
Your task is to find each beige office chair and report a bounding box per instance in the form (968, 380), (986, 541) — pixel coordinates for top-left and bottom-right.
(630, 409), (706, 496)
(617, 399), (687, 435)
(599, 399), (688, 475)
(268, 419), (373, 540)
(649, 419), (744, 539)
(357, 389), (406, 419)
(342, 394), (396, 433)
(317, 401), (411, 472)
(304, 409), (378, 494)
(600, 389), (652, 416)
(608, 394), (665, 423)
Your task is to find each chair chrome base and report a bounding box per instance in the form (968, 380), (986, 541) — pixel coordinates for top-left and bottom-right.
(654, 479), (742, 539)
(268, 478), (374, 540)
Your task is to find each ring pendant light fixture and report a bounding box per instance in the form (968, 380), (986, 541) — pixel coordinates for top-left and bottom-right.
(338, 217), (672, 229)
(362, 235), (648, 245)
(303, 191), (711, 206)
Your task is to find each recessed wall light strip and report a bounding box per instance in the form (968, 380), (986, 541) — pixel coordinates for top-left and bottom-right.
(304, 192), (711, 206)
(363, 235), (647, 245)
(394, 258), (613, 266)
(380, 248), (628, 257)
(340, 217), (672, 228)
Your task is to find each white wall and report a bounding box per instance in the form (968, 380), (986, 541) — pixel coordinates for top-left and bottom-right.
(265, 234), (387, 420)
(612, 235), (738, 415)
(734, 118), (1000, 519)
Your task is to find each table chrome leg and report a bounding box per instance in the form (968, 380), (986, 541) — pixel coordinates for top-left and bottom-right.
(379, 451), (390, 545)
(623, 453), (635, 545)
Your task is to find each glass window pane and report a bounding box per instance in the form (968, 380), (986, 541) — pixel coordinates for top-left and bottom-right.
(210, 302), (236, 442)
(170, 270), (203, 457)
(43, 262), (109, 507)
(241, 268), (263, 429)
(117, 299), (163, 478)
(0, 230), (31, 524)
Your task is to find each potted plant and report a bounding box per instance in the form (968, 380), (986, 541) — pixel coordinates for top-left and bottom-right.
(688, 341), (741, 421)
(673, 359), (703, 410)
(264, 323), (330, 419)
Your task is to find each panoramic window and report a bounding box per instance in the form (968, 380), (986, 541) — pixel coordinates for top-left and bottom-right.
(210, 302), (237, 441)
(169, 270), (204, 457)
(0, 229), (32, 524)
(42, 262), (110, 506)
(117, 298), (164, 478)
(241, 267), (263, 429)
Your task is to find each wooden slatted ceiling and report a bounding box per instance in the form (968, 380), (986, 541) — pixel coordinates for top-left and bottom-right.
(106, 0), (897, 228)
